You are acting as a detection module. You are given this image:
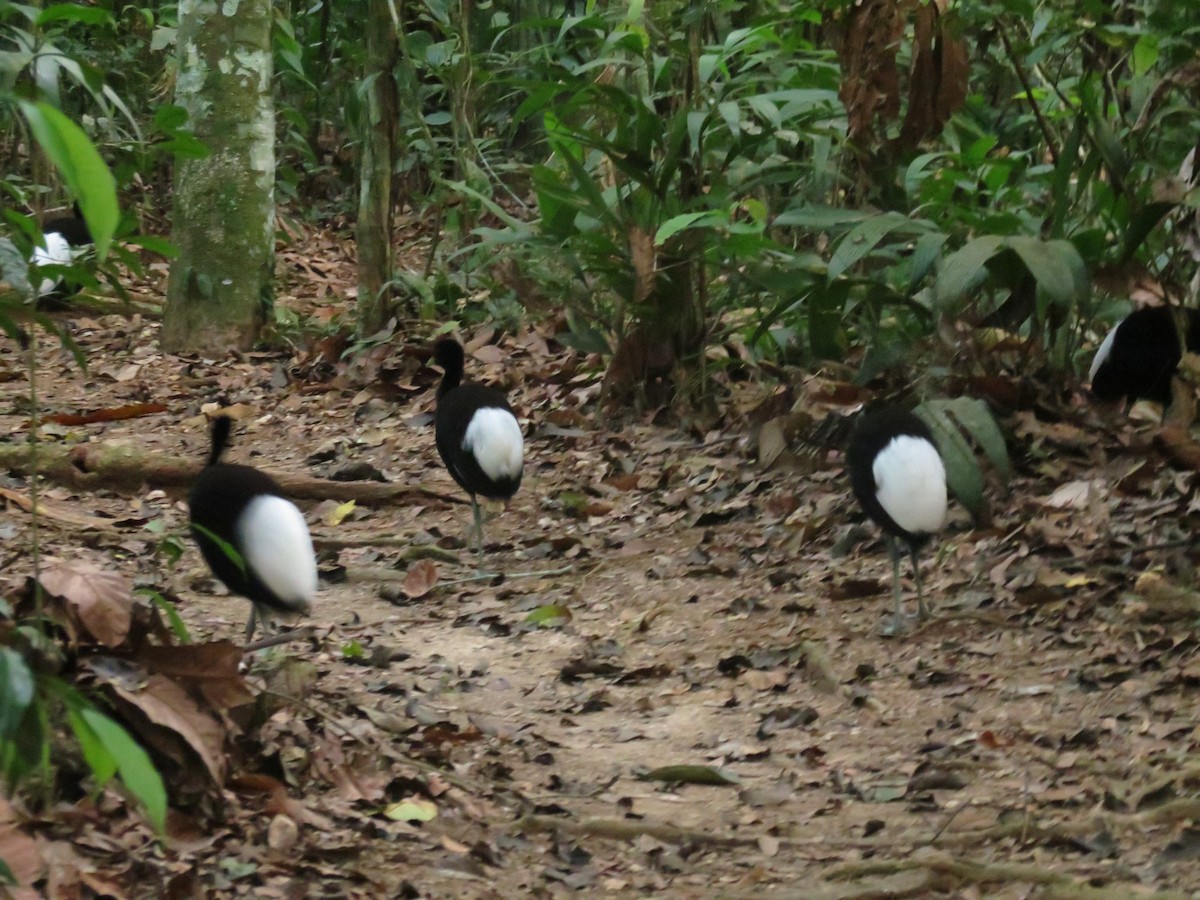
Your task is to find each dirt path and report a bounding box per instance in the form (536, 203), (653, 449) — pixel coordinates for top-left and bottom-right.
(3, 300), (1200, 897)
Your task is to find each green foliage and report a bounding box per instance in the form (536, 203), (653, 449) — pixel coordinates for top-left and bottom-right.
(916, 397), (1011, 521)
(46, 679), (167, 834)
(0, 650), (167, 834)
(479, 6), (844, 355)
(0, 647), (34, 740)
(17, 100), (118, 257)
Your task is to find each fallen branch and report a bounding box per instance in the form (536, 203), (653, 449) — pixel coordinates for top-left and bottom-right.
(0, 440), (459, 506)
(1126, 572), (1200, 619)
(825, 850), (1172, 899)
(511, 814), (757, 848)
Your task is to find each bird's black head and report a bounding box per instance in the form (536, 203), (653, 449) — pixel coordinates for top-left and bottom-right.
(207, 414), (234, 467)
(433, 338), (466, 394)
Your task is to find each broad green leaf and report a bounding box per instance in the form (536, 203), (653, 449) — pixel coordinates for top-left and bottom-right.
(717, 100), (740, 138)
(746, 95), (781, 129)
(78, 707), (167, 834)
(0, 649), (35, 739)
(525, 604), (572, 628)
(1120, 201), (1175, 264)
(809, 281), (847, 359)
(0, 237), (32, 300)
(17, 100), (118, 259)
(639, 765), (741, 786)
(934, 235), (1005, 311)
(68, 707), (118, 786)
(773, 206), (869, 230)
(655, 211), (725, 245)
(920, 397), (1011, 482)
(37, 4), (115, 26)
(827, 212), (915, 281)
(153, 104), (189, 130)
(1132, 34), (1158, 75)
(0, 857), (15, 885)
(1006, 237), (1088, 308)
(915, 402), (984, 519)
(384, 798), (438, 822)
(907, 232), (949, 293)
(125, 235), (178, 257)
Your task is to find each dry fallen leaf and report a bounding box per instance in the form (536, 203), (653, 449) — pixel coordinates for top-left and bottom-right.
(0, 797), (45, 892)
(403, 559), (439, 598)
(37, 558), (133, 648)
(107, 674), (228, 786)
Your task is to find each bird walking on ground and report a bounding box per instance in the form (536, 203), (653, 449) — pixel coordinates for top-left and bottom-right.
(432, 338), (524, 555)
(846, 407), (947, 634)
(1089, 305), (1200, 414)
(188, 415), (317, 642)
(33, 203), (93, 301)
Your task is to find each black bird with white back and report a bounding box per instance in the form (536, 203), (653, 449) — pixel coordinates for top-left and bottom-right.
(188, 414), (317, 642)
(432, 338), (524, 554)
(846, 407), (947, 634)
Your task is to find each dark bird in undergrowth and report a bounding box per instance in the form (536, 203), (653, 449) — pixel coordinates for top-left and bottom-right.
(432, 338), (524, 554)
(33, 202), (93, 302)
(1089, 305), (1200, 413)
(188, 415), (317, 642)
(847, 407), (947, 634)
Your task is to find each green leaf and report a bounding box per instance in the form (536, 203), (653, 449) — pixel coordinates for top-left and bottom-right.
(525, 604), (572, 628)
(827, 212), (917, 280)
(77, 707), (167, 834)
(934, 235), (1005, 311)
(773, 206), (868, 230)
(0, 649), (36, 740)
(907, 232), (949, 294)
(37, 4), (115, 27)
(17, 100), (118, 259)
(139, 589), (191, 643)
(1132, 33), (1158, 75)
(654, 211), (725, 245)
(1120, 201), (1175, 264)
(915, 397), (1010, 522)
(915, 403), (984, 519)
(717, 100), (740, 138)
(0, 237), (33, 300)
(920, 397), (1011, 482)
(384, 798), (438, 822)
(0, 857), (16, 885)
(1005, 237), (1088, 308)
(68, 706), (118, 785)
(638, 765), (741, 786)
(809, 280), (847, 359)
(153, 104), (189, 130)
(190, 522), (246, 576)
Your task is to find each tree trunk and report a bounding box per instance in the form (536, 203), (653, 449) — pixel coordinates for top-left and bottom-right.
(162, 0), (276, 354)
(355, 0), (400, 337)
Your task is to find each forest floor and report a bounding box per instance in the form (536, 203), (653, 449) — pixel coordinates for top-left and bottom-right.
(4, 224), (1200, 899)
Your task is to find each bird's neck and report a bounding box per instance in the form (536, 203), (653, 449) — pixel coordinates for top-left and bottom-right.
(438, 373), (463, 397)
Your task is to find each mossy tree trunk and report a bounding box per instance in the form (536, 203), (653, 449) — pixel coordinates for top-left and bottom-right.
(355, 0), (400, 337)
(162, 0), (275, 354)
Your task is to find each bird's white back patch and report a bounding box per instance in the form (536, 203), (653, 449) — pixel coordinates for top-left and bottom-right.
(34, 233), (74, 296)
(237, 495), (317, 611)
(873, 435), (947, 535)
(1089, 325), (1118, 382)
(464, 407), (524, 480)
